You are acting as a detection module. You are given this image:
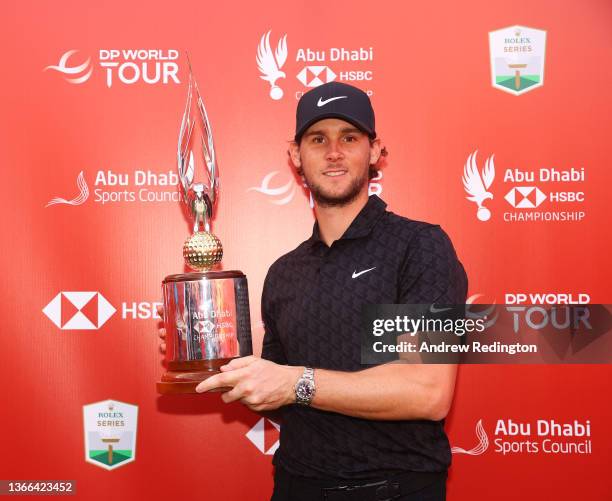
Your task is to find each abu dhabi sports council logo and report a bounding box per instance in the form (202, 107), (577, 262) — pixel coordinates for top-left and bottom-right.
(245, 417), (280, 455)
(248, 171), (297, 205)
(46, 171), (89, 207)
(257, 31), (288, 100)
(45, 49), (180, 88)
(45, 169), (184, 207)
(452, 418), (593, 457)
(463, 150), (495, 221)
(452, 419), (489, 455)
(256, 30), (375, 101)
(489, 26), (547, 96)
(43, 291), (116, 330)
(83, 400), (138, 470)
(44, 50), (93, 84)
(451, 418), (593, 456)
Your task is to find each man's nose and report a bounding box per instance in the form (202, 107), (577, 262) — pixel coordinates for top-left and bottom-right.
(325, 140), (344, 161)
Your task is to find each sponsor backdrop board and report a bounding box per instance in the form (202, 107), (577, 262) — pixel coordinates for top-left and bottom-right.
(1, 0), (611, 500)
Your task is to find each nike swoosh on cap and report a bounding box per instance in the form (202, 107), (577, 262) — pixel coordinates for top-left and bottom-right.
(352, 267), (376, 279)
(317, 96), (348, 107)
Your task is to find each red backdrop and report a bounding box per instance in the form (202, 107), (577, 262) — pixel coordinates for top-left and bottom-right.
(2, 0), (611, 499)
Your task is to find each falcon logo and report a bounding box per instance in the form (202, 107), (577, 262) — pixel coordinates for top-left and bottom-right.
(451, 419), (489, 455)
(245, 418), (280, 455)
(43, 291), (116, 330)
(44, 49), (93, 84)
(463, 150), (495, 221)
(504, 187), (547, 208)
(248, 171), (296, 205)
(256, 31), (288, 100)
(46, 171), (89, 207)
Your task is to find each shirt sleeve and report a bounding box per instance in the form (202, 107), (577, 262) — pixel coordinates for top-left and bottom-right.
(260, 267), (288, 365)
(397, 225), (468, 305)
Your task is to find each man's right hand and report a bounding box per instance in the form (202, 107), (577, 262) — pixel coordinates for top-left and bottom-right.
(157, 304), (166, 354)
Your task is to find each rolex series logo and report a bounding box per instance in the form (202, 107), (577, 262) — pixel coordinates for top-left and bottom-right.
(489, 25), (547, 96)
(83, 400), (138, 470)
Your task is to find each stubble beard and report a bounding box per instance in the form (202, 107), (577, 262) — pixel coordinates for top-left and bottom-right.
(302, 161), (370, 208)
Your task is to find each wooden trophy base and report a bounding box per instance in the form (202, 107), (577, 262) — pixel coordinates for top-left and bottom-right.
(157, 358), (233, 394)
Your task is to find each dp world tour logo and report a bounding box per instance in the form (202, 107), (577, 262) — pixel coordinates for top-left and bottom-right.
(46, 171), (89, 207)
(83, 400), (138, 470)
(248, 171), (297, 205)
(44, 50), (93, 84)
(489, 25), (547, 96)
(257, 31), (288, 100)
(452, 419), (490, 455)
(463, 150), (495, 221)
(43, 291), (116, 330)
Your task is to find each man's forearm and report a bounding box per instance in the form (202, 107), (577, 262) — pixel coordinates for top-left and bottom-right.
(308, 364), (457, 421)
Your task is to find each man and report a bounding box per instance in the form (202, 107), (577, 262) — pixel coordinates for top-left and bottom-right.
(160, 82), (467, 500)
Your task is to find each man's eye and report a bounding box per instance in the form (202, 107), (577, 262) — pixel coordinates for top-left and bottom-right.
(344, 135), (356, 142)
(312, 136), (324, 144)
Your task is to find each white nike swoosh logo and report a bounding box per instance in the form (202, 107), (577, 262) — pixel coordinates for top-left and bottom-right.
(429, 305), (452, 314)
(317, 96), (348, 107)
(352, 267), (376, 279)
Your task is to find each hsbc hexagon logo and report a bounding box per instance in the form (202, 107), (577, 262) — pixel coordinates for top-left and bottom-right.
(296, 66), (337, 87)
(43, 291), (116, 330)
(504, 186), (547, 208)
(245, 418), (280, 455)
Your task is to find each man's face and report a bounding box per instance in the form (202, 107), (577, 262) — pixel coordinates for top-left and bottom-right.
(290, 118), (380, 207)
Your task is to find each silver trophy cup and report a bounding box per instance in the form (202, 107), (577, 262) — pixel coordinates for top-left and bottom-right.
(157, 61), (252, 394)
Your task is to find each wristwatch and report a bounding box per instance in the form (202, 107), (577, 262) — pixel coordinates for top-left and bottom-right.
(294, 367), (316, 406)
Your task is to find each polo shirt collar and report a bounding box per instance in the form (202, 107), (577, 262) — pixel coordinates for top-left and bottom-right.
(308, 195), (387, 248)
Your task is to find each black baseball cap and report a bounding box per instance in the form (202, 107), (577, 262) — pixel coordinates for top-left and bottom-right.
(294, 82), (376, 142)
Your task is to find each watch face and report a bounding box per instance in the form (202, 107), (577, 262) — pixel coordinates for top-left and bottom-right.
(296, 380), (314, 400)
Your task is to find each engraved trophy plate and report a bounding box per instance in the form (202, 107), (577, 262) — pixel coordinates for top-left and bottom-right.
(157, 60), (252, 394)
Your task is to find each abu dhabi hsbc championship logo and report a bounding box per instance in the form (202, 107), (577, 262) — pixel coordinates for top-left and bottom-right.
(256, 30), (375, 101)
(43, 291), (116, 330)
(462, 150), (586, 223)
(44, 50), (93, 84)
(489, 25), (546, 96)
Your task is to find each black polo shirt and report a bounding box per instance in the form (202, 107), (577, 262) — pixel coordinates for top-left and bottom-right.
(261, 194), (468, 480)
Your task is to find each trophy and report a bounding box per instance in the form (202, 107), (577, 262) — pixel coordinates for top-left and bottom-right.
(157, 62), (252, 394)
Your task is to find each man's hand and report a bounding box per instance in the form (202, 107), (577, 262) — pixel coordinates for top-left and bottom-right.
(156, 305), (166, 354)
(195, 356), (303, 412)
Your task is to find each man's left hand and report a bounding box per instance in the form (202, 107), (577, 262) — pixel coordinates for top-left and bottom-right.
(195, 356), (302, 412)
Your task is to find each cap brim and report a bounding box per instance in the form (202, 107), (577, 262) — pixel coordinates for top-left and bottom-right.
(295, 113), (376, 142)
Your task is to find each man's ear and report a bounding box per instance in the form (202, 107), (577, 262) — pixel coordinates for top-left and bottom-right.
(369, 138), (381, 165)
(288, 141), (302, 170)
